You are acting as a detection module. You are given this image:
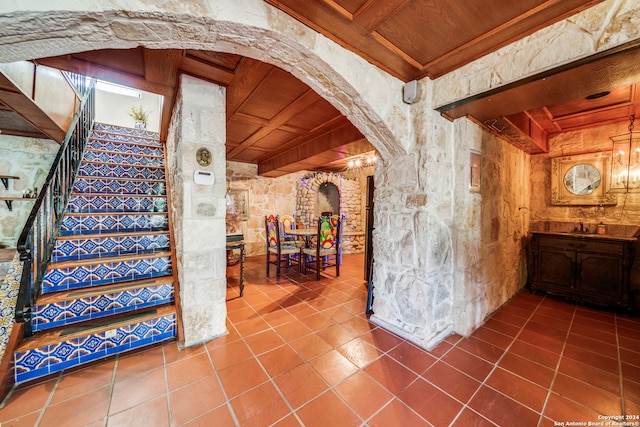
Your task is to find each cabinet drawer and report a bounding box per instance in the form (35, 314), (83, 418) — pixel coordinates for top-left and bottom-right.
(537, 236), (623, 255)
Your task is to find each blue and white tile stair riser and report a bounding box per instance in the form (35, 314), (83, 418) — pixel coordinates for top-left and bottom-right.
(14, 123), (176, 384)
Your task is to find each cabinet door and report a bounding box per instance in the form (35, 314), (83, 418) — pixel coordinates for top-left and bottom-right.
(538, 248), (574, 290)
(577, 252), (621, 303)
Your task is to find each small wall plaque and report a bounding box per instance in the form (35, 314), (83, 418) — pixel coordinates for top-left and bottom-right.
(196, 147), (212, 167)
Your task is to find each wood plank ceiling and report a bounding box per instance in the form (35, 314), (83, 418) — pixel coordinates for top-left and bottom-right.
(3, 0), (633, 176)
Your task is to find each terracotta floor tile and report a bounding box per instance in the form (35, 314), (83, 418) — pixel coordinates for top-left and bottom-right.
(510, 338), (561, 369)
(258, 344), (304, 378)
(109, 368), (167, 415)
(623, 379), (640, 405)
(334, 370), (393, 420)
(485, 367), (548, 412)
(0, 412), (40, 427)
(552, 373), (623, 415)
(166, 352), (215, 391)
(558, 356), (621, 395)
(163, 342), (206, 365)
(115, 346), (163, 381)
(295, 390), (361, 427)
(456, 336), (505, 364)
(482, 316), (522, 337)
(274, 319), (313, 342)
(233, 316), (272, 336)
(261, 308), (297, 327)
(426, 339), (453, 358)
(340, 315), (375, 336)
(271, 414), (303, 426)
(562, 343), (619, 373)
(169, 376), (226, 425)
(208, 338), (253, 370)
(398, 378), (463, 426)
(273, 363), (329, 409)
(49, 361), (115, 404)
(566, 332), (618, 359)
(422, 361), (481, 403)
(570, 323), (617, 345)
(289, 332), (333, 361)
(470, 326), (514, 349)
(243, 328), (286, 355)
(367, 399), (429, 427)
(543, 393), (603, 425)
(316, 323), (357, 348)
(453, 408), (498, 426)
(388, 340), (437, 375)
(309, 349), (359, 386)
(363, 355), (418, 395)
(217, 357), (269, 399)
(469, 386), (540, 427)
(441, 347), (493, 382)
(107, 396), (170, 427)
(230, 381), (291, 427)
(1, 255), (630, 427)
(40, 386), (110, 426)
(517, 328), (565, 354)
(337, 336), (382, 368)
(182, 404), (237, 427)
(490, 309), (529, 328)
(359, 327), (404, 352)
(498, 351), (555, 388)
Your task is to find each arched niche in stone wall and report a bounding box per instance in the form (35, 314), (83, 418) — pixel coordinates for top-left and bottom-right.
(315, 182), (340, 218)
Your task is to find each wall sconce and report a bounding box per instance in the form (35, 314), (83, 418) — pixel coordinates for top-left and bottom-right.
(609, 114), (640, 192)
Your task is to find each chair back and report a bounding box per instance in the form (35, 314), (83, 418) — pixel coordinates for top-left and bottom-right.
(318, 215), (340, 250)
(265, 214), (280, 249)
(279, 214), (295, 237)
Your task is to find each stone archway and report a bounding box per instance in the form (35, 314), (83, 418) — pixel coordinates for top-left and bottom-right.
(0, 0), (407, 162)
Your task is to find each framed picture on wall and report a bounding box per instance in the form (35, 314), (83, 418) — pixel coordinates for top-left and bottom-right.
(469, 150), (481, 192)
(227, 189), (249, 220)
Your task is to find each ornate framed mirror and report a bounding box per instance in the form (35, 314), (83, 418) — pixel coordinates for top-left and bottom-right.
(551, 152), (616, 205)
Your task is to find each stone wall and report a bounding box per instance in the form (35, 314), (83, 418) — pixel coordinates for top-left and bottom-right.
(295, 171), (365, 254)
(226, 163), (368, 256)
(0, 136), (58, 248)
(166, 75), (228, 347)
(370, 82), (531, 349)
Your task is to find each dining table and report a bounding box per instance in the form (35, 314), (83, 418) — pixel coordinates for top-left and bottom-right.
(286, 228), (316, 248)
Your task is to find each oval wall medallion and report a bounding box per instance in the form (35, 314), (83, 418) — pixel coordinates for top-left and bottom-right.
(196, 147), (212, 166)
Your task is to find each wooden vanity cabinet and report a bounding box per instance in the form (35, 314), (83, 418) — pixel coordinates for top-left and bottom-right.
(528, 232), (636, 311)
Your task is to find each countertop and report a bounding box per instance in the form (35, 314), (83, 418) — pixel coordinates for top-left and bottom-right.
(531, 230), (638, 242)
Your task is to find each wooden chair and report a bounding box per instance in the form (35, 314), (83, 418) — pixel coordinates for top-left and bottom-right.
(279, 214), (303, 247)
(265, 214), (300, 278)
(301, 215), (341, 280)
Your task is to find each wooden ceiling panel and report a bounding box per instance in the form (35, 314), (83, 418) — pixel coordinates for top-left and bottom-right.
(238, 68), (309, 120)
(228, 147), (267, 163)
(251, 129), (298, 150)
(545, 86), (633, 118)
(72, 48), (146, 77)
(284, 98), (342, 131)
(185, 50), (242, 73)
(225, 119), (261, 145)
(266, 0), (601, 80)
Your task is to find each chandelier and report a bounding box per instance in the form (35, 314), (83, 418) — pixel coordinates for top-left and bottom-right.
(610, 114), (640, 192)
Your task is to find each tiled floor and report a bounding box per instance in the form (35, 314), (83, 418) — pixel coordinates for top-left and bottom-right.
(0, 253), (638, 426)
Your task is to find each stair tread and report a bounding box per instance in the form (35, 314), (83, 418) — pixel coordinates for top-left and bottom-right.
(48, 250), (172, 269)
(86, 148), (164, 159)
(35, 275), (174, 305)
(70, 192), (166, 198)
(17, 305), (175, 352)
(82, 160), (164, 170)
(75, 175), (165, 183)
(56, 229), (169, 240)
(64, 211), (167, 217)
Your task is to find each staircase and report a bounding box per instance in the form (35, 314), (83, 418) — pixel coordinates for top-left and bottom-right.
(13, 123), (177, 384)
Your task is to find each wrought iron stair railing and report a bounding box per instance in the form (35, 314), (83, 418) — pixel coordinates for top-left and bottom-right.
(15, 77), (96, 337)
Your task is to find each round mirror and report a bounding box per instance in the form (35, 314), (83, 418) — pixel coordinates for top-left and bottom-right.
(564, 164), (601, 195)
